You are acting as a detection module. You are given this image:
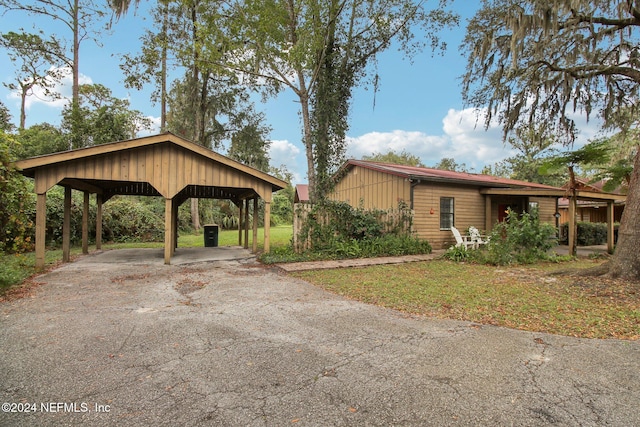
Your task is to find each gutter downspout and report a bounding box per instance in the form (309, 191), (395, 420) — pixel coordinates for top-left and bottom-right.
(409, 178), (421, 210)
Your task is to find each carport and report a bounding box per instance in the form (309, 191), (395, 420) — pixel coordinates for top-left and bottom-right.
(480, 187), (626, 254)
(13, 132), (287, 268)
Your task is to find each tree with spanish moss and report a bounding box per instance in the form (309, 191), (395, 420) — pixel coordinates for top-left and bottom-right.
(462, 0), (640, 279)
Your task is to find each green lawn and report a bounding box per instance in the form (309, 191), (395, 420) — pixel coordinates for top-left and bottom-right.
(177, 224), (293, 249)
(292, 258), (640, 340)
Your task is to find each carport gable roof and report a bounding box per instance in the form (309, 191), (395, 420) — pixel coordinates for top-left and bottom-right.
(14, 132), (287, 199)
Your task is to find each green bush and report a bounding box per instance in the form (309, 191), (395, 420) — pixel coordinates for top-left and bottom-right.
(443, 245), (471, 262)
(44, 186), (94, 245)
(0, 133), (35, 253)
(289, 200), (429, 261)
(475, 208), (557, 265)
(298, 200), (413, 252)
(559, 222), (610, 246)
(101, 198), (164, 243)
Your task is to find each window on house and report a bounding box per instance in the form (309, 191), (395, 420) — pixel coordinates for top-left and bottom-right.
(440, 197), (454, 230)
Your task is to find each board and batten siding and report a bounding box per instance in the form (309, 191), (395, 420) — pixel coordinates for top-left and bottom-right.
(330, 166), (410, 209)
(33, 143), (272, 201)
(413, 183), (486, 249)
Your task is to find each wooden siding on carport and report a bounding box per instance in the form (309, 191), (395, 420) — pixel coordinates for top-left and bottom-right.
(413, 183), (485, 249)
(33, 143), (272, 201)
(330, 166), (410, 209)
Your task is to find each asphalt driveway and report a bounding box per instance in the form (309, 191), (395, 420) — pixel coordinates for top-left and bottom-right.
(1, 249), (638, 426)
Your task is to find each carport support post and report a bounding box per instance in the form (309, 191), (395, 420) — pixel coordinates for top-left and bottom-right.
(238, 202), (243, 246)
(173, 199), (179, 250)
(35, 192), (47, 270)
(164, 197), (175, 264)
(568, 196), (577, 257)
(244, 199), (249, 249)
(264, 200), (271, 253)
(95, 194), (102, 250)
(252, 197), (258, 253)
(82, 191), (89, 254)
(607, 201), (615, 254)
(63, 186), (71, 263)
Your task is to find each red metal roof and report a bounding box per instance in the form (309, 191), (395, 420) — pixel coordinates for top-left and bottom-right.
(294, 184), (309, 202)
(342, 160), (562, 190)
(561, 178), (627, 195)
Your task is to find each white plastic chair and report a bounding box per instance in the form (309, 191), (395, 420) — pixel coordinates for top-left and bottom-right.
(468, 226), (489, 248)
(451, 227), (475, 250)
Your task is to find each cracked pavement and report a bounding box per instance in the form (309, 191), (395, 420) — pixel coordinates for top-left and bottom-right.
(1, 249), (639, 426)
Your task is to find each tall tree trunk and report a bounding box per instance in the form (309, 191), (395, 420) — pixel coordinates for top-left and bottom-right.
(19, 86), (27, 130)
(191, 197), (200, 232)
(72, 0), (79, 109)
(283, 0), (316, 201)
(299, 89), (316, 202)
(70, 0), (81, 150)
(160, 0), (168, 131)
(568, 165), (577, 257)
(189, 0), (201, 231)
(605, 148), (640, 278)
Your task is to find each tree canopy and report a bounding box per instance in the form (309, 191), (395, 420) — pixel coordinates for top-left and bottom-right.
(433, 157), (469, 172)
(362, 149), (424, 167)
(224, 0), (457, 200)
(461, 0), (640, 279)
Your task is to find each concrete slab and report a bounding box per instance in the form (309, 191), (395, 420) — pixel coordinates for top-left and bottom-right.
(74, 246), (255, 266)
(554, 244), (610, 257)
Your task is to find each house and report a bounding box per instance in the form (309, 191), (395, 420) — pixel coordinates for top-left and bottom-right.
(328, 160), (565, 249)
(294, 184), (309, 203)
(557, 178), (625, 224)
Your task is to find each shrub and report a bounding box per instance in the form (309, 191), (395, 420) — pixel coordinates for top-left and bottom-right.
(559, 222), (609, 246)
(296, 200), (414, 252)
(101, 198), (164, 243)
(44, 186), (94, 245)
(290, 200), (429, 260)
(0, 133), (35, 253)
(443, 245), (471, 262)
(478, 208), (557, 265)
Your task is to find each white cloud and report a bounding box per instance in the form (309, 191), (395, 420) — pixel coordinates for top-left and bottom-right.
(269, 139), (304, 184)
(346, 130), (448, 160)
(8, 66), (93, 111)
(344, 106), (609, 173)
(137, 116), (162, 137)
(440, 108), (514, 169)
(345, 108), (513, 171)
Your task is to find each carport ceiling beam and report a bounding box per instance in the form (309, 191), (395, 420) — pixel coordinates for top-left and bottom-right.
(103, 182), (161, 197)
(59, 178), (104, 194)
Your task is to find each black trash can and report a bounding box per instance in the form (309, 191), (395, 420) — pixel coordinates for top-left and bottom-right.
(204, 224), (219, 247)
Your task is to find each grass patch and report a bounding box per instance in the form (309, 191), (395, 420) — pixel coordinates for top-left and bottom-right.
(292, 258), (640, 340)
(0, 248), (84, 293)
(177, 225), (293, 249)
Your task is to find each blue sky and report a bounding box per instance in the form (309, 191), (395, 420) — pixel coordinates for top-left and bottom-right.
(0, 1), (602, 184)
